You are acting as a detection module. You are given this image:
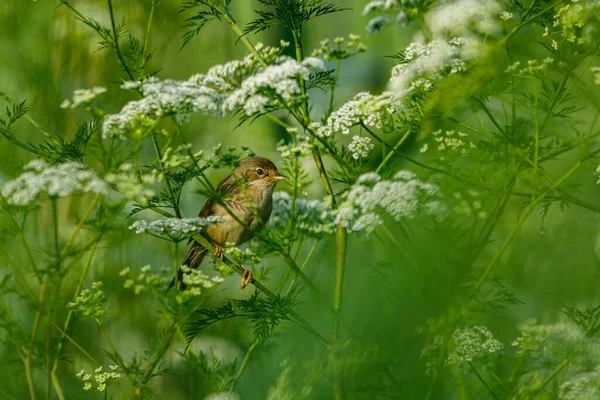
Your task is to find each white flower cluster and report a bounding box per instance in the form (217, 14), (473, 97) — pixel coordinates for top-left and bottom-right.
(277, 136), (313, 159)
(310, 91), (400, 137)
(222, 56), (325, 116)
(334, 171), (443, 233)
(362, 0), (410, 34)
(121, 265), (169, 295)
(348, 135), (374, 159)
(161, 144), (203, 171)
(390, 38), (469, 96)
(177, 265), (224, 304)
(517, 57), (555, 76)
(76, 365), (121, 392)
(596, 165), (600, 184)
(446, 325), (503, 366)
(420, 129), (476, 160)
(103, 43), (324, 139)
(500, 11), (513, 21)
(426, 0), (503, 39)
(67, 282), (106, 321)
(1, 160), (108, 205)
(311, 34), (366, 60)
(362, 0), (398, 16)
(421, 325), (502, 373)
(224, 246), (262, 266)
(512, 321), (600, 365)
(553, 1), (600, 45)
(129, 217), (222, 241)
(104, 163), (160, 204)
(269, 191), (336, 239)
(60, 86), (106, 109)
(560, 367), (600, 400)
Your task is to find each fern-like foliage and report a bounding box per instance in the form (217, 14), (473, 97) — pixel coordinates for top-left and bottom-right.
(563, 304), (600, 337)
(185, 288), (298, 346)
(245, 0), (346, 36)
(179, 0), (229, 49)
(29, 122), (97, 163)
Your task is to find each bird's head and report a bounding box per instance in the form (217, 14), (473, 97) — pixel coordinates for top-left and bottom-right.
(234, 157), (285, 187)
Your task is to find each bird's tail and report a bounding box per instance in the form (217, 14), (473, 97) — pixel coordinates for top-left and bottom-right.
(168, 241), (208, 290)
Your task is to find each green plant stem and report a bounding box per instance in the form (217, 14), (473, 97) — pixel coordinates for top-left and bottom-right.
(142, 0), (156, 57)
(151, 130), (182, 218)
(327, 60), (341, 117)
(188, 231), (329, 347)
(221, 11), (267, 68)
(286, 240), (319, 295)
(375, 128), (412, 174)
(231, 339), (260, 390)
(135, 322), (180, 397)
(331, 225), (347, 347)
(107, 0), (135, 81)
(26, 282), (48, 400)
(501, 0), (565, 43)
(533, 359), (569, 393)
(50, 373), (65, 400)
(467, 362), (499, 400)
(473, 160), (582, 294)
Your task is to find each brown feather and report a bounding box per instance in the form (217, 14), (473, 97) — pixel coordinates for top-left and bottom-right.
(170, 157), (282, 290)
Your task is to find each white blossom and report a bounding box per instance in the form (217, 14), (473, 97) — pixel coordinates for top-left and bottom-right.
(334, 171), (443, 233)
(104, 163), (161, 203)
(129, 216), (222, 241)
(277, 137), (313, 159)
(269, 191), (336, 238)
(348, 135), (374, 159)
(446, 325), (503, 366)
(1, 160), (108, 205)
(389, 38), (469, 95)
(60, 86), (106, 109)
(311, 91), (400, 137)
(222, 56), (324, 116)
(102, 43), (324, 138)
(500, 11), (514, 21)
(366, 16), (389, 35)
(560, 367), (600, 400)
(76, 365), (121, 392)
(426, 0), (503, 39)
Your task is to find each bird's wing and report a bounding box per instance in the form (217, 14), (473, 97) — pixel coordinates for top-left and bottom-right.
(197, 174), (239, 218)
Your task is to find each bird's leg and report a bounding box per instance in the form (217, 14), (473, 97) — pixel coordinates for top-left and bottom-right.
(211, 244), (223, 264)
(240, 265), (254, 289)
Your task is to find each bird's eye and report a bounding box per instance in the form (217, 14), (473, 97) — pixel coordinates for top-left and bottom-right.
(255, 168), (265, 176)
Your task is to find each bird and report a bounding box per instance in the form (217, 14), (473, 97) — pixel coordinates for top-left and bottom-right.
(171, 156), (284, 290)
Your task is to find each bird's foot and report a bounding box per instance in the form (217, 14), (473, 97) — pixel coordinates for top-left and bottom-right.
(240, 266), (254, 289)
(211, 245), (224, 264)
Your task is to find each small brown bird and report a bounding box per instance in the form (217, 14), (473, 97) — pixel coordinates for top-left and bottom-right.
(173, 156), (284, 289)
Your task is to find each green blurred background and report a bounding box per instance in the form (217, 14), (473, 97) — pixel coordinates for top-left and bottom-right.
(1, 1), (600, 399)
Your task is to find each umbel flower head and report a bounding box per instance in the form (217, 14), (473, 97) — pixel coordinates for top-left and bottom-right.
(60, 86), (106, 109)
(1, 159), (108, 205)
(129, 216), (223, 242)
(310, 91), (401, 137)
(76, 365), (121, 392)
(102, 42), (325, 139)
(67, 282), (107, 322)
(334, 171), (444, 233)
(269, 191), (336, 239)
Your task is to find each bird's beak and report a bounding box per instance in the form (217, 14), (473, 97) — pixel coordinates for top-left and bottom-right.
(272, 174), (286, 181)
